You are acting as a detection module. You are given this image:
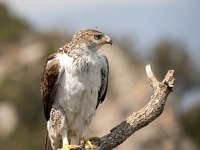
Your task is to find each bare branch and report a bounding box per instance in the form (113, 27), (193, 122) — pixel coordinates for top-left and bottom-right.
(62, 65), (175, 150)
(145, 64), (159, 88)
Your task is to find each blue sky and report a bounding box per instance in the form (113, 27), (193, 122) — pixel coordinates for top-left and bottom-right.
(2, 0), (200, 58)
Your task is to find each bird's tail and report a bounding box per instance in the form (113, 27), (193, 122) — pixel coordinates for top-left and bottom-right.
(44, 131), (53, 150)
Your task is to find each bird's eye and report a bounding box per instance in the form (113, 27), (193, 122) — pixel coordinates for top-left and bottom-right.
(94, 35), (102, 40)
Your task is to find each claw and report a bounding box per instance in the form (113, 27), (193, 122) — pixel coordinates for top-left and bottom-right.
(79, 137), (100, 149)
(85, 140), (94, 149)
(58, 144), (81, 150)
(80, 137), (87, 145)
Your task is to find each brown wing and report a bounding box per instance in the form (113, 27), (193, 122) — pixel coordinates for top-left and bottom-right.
(96, 55), (109, 109)
(41, 53), (62, 120)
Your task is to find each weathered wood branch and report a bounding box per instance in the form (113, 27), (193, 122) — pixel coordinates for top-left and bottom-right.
(64, 64), (175, 150)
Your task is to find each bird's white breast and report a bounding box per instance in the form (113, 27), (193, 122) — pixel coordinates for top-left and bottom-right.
(54, 53), (102, 130)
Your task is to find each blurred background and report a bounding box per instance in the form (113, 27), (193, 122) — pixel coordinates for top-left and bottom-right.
(0, 0), (200, 150)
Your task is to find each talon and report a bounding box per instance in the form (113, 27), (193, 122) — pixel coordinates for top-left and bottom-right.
(86, 137), (100, 149)
(86, 140), (94, 149)
(58, 144), (80, 150)
(80, 137), (86, 145)
(79, 137), (99, 149)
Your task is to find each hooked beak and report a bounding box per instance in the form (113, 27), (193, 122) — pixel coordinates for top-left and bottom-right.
(103, 35), (113, 46)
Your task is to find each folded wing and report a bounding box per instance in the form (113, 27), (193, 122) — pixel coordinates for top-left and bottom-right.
(96, 55), (109, 109)
(41, 54), (62, 120)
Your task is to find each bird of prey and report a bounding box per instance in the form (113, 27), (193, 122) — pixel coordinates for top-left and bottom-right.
(41, 29), (112, 150)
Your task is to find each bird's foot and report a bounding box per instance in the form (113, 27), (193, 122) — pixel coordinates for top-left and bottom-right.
(80, 137), (100, 149)
(58, 144), (81, 150)
(80, 137), (87, 145)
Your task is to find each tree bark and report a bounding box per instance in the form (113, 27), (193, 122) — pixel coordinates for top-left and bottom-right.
(62, 65), (175, 150)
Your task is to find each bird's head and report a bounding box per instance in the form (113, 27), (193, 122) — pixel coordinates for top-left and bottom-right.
(72, 29), (112, 51)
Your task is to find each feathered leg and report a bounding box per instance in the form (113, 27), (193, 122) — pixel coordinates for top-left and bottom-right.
(47, 107), (66, 150)
(47, 120), (62, 150)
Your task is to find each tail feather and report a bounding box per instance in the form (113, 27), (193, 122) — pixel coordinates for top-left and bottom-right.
(45, 131), (53, 150)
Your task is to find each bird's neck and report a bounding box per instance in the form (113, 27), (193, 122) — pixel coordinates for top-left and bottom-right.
(59, 42), (97, 57)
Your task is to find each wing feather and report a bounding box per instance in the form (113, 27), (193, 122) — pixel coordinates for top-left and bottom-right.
(96, 55), (109, 109)
(41, 53), (62, 120)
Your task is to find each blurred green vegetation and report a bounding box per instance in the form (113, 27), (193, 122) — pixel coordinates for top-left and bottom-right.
(179, 105), (200, 148)
(0, 3), (52, 150)
(148, 40), (200, 150)
(0, 4), (29, 46)
(150, 40), (200, 91)
(0, 3), (200, 150)
(0, 3), (73, 150)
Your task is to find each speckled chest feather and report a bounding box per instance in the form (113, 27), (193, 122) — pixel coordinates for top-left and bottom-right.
(53, 52), (102, 131)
